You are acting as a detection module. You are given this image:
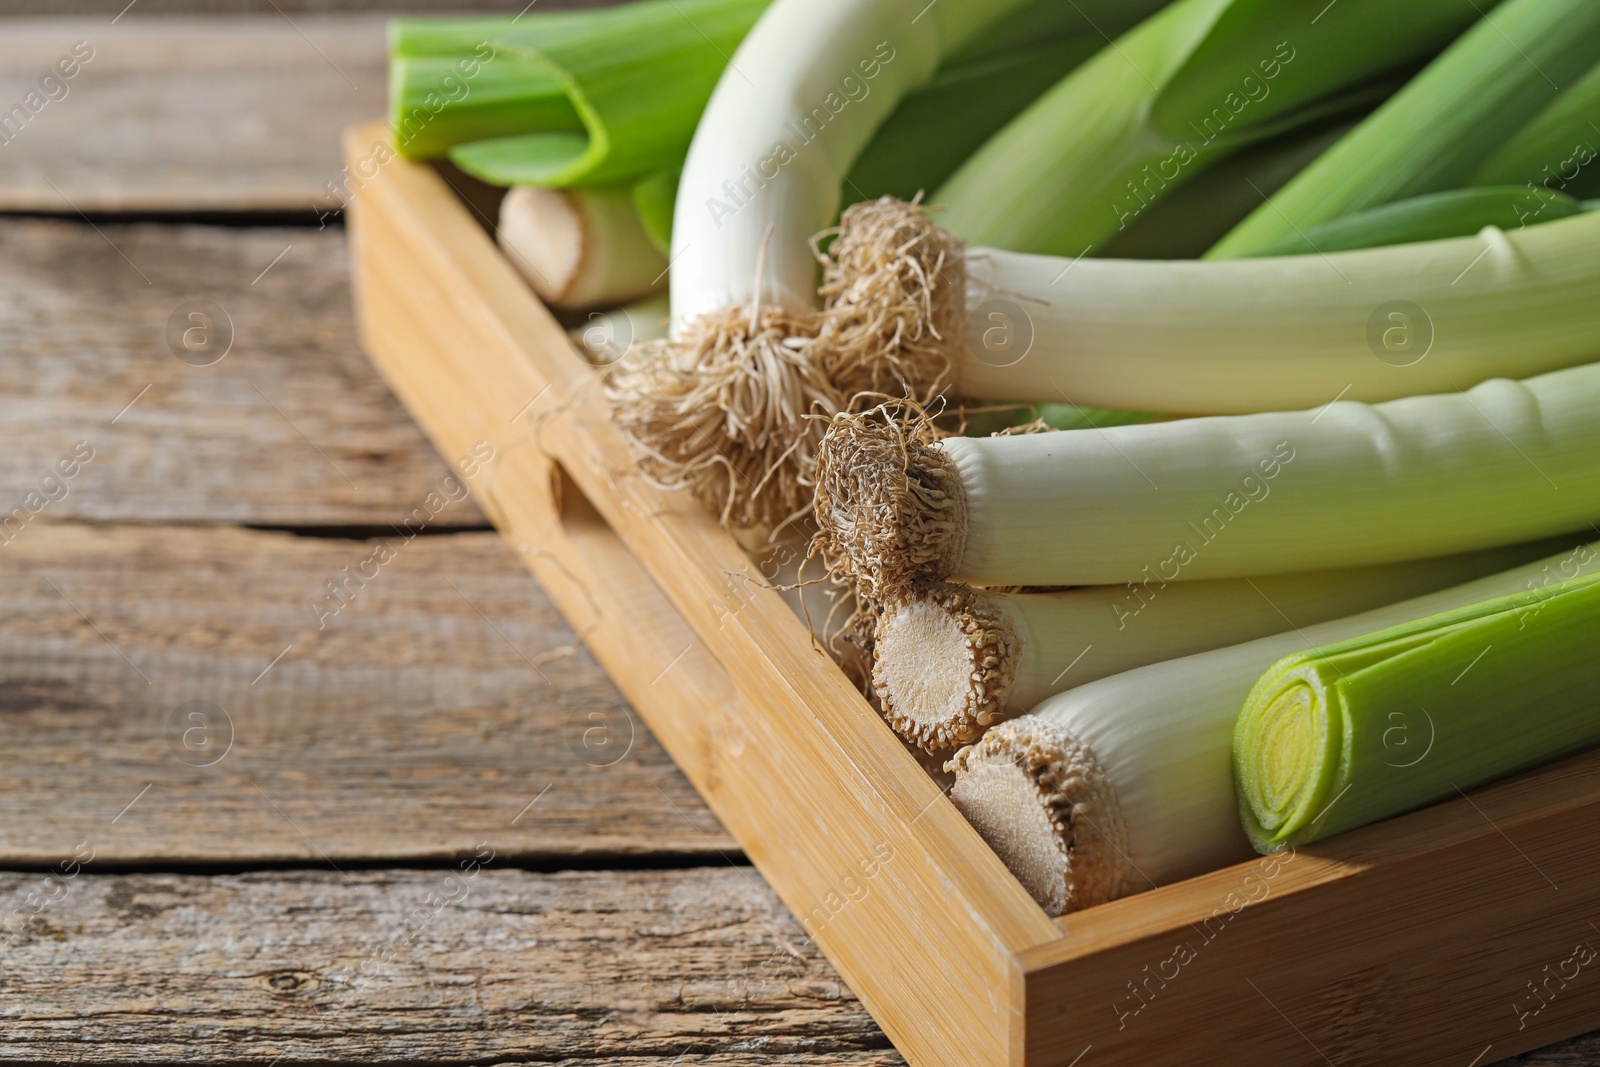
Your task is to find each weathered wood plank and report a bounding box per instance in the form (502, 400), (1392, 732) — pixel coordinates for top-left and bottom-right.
(0, 217), (483, 525)
(0, 868), (900, 1063)
(0, 17), (384, 212)
(0, 523), (734, 863)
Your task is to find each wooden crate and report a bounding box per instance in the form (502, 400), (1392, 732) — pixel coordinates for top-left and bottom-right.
(343, 122), (1600, 1066)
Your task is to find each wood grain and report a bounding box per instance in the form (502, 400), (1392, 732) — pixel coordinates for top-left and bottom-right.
(0, 17), (384, 212)
(0, 217), (483, 525)
(0, 523), (733, 864)
(0, 867), (901, 1063)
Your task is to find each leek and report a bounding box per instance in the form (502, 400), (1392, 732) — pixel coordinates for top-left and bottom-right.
(934, 0), (1492, 257)
(947, 539), (1600, 915)
(1471, 60), (1600, 199)
(614, 33), (1122, 258)
(874, 543), (1558, 752)
(1247, 186), (1583, 257)
(1211, 0), (1600, 257)
(608, 0), (1480, 527)
(608, 0), (1038, 528)
(952, 208), (1600, 414)
(497, 185), (667, 309)
(1235, 571), (1600, 852)
(814, 362), (1600, 596)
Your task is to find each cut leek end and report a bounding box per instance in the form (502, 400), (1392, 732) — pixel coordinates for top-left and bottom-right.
(873, 583), (1017, 752)
(1233, 665), (1342, 853)
(947, 717), (1131, 916)
(813, 410), (965, 602)
(498, 185), (667, 309)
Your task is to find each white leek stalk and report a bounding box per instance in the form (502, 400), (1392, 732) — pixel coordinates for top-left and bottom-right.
(953, 209), (1600, 414)
(815, 362), (1600, 596)
(873, 541), (1558, 751)
(947, 538), (1600, 915)
(498, 185), (668, 309)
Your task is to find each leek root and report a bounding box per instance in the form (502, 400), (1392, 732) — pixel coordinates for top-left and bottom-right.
(874, 542), (1561, 752)
(815, 362), (1600, 595)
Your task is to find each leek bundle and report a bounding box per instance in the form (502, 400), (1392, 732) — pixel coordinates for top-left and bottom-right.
(1235, 571), (1600, 852)
(607, 0), (1498, 526)
(947, 539), (1600, 915)
(1211, 0), (1600, 257)
(873, 543), (1558, 752)
(815, 362), (1600, 596)
(607, 0), (1036, 528)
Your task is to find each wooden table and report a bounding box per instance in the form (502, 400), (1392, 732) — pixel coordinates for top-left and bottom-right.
(0, 10), (1593, 1064)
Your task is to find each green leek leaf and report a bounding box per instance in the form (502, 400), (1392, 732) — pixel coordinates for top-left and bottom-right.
(1234, 568), (1600, 851)
(1248, 185), (1583, 257)
(1211, 0), (1600, 257)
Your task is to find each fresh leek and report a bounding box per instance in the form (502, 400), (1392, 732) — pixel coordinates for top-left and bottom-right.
(1210, 0), (1600, 257)
(608, 0), (1037, 528)
(814, 362), (1600, 596)
(953, 208), (1600, 414)
(947, 539), (1600, 915)
(873, 543), (1559, 752)
(1235, 571), (1600, 852)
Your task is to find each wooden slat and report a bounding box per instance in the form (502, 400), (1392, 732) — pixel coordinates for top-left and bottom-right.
(0, 17), (384, 212)
(0, 868), (901, 1063)
(0, 217), (482, 525)
(0, 523), (734, 863)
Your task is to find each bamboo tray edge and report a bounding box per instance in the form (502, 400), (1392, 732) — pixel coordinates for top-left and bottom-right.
(342, 122), (1600, 1067)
